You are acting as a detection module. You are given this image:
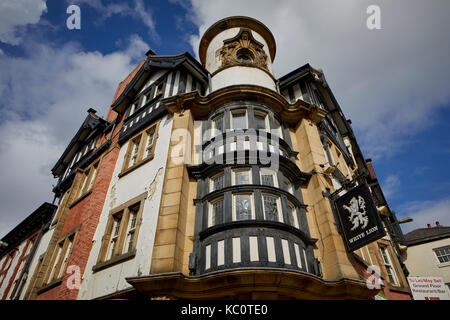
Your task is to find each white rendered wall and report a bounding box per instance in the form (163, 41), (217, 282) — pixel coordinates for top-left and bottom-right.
(405, 238), (450, 285)
(77, 115), (173, 300)
(204, 27), (276, 91)
(0, 241), (27, 298)
(211, 66), (276, 92)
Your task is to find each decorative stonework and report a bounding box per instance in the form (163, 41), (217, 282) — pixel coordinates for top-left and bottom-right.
(217, 28), (269, 72)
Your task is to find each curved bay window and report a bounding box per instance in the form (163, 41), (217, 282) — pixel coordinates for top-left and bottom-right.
(188, 101), (319, 277)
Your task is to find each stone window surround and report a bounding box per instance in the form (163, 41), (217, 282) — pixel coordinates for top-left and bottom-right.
(69, 158), (101, 208)
(93, 192), (147, 273)
(376, 239), (410, 292)
(38, 225), (80, 294)
(119, 120), (160, 178)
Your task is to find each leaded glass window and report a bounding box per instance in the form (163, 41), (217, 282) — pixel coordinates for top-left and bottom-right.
(235, 194), (252, 221)
(234, 169), (250, 185)
(263, 195), (280, 222)
(211, 173), (224, 192)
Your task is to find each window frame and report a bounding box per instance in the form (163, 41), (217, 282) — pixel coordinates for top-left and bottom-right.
(43, 226), (79, 286)
(232, 168), (252, 185)
(434, 246), (450, 265)
(120, 121), (160, 177)
(379, 245), (399, 286)
(253, 110), (270, 132)
(70, 159), (100, 206)
(260, 168), (278, 188)
(232, 193), (255, 221)
(286, 201), (299, 229)
(95, 192), (147, 271)
(211, 113), (224, 138)
(208, 197), (224, 228)
(210, 172), (224, 192)
(262, 194), (283, 223)
(230, 109), (248, 130)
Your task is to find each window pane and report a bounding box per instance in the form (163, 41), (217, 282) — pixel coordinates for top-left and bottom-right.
(126, 232), (134, 253)
(213, 199), (223, 225)
(144, 131), (155, 157)
(129, 139), (140, 167)
(235, 170), (250, 185)
(263, 196), (279, 221)
(254, 113), (266, 131)
(113, 216), (122, 236)
(261, 174), (274, 187)
(212, 174), (223, 191)
(273, 118), (282, 138)
(213, 115), (224, 136)
(235, 195), (252, 220)
(232, 111), (246, 129)
(287, 205), (298, 228)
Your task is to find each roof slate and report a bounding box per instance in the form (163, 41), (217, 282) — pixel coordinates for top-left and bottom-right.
(404, 225), (450, 246)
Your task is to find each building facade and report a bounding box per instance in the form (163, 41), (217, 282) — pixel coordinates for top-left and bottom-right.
(0, 203), (56, 300)
(2, 16), (411, 300)
(404, 222), (450, 297)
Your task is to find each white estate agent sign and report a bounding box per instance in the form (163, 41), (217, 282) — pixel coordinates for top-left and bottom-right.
(407, 277), (450, 300)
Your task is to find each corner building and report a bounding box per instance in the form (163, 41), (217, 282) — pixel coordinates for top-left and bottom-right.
(24, 16), (410, 300)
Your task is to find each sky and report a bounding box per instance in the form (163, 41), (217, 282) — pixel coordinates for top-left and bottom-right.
(0, 0), (449, 238)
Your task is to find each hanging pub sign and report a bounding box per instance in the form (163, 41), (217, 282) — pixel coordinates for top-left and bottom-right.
(334, 184), (385, 252)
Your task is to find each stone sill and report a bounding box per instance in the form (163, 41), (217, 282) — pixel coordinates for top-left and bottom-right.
(92, 250), (136, 273)
(118, 155), (154, 178)
(36, 278), (63, 295)
(69, 190), (92, 209)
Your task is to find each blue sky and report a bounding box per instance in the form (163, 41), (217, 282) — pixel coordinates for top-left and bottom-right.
(0, 0), (449, 238)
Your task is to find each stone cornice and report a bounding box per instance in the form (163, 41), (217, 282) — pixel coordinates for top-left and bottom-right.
(162, 85), (327, 126)
(126, 269), (377, 300)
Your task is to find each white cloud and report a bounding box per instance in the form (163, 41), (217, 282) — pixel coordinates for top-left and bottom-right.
(0, 0), (47, 45)
(398, 198), (450, 234)
(381, 174), (401, 201)
(70, 0), (159, 41)
(0, 34), (149, 239)
(182, 0), (450, 159)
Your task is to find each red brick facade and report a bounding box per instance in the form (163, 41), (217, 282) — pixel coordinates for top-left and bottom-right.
(34, 61), (144, 300)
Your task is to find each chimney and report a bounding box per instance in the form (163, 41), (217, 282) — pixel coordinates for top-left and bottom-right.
(427, 224), (431, 228)
(436, 221), (441, 228)
(365, 159), (377, 180)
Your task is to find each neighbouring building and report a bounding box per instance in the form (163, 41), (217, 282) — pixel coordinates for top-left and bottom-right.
(0, 203), (56, 300)
(404, 222), (450, 296)
(2, 16), (411, 300)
